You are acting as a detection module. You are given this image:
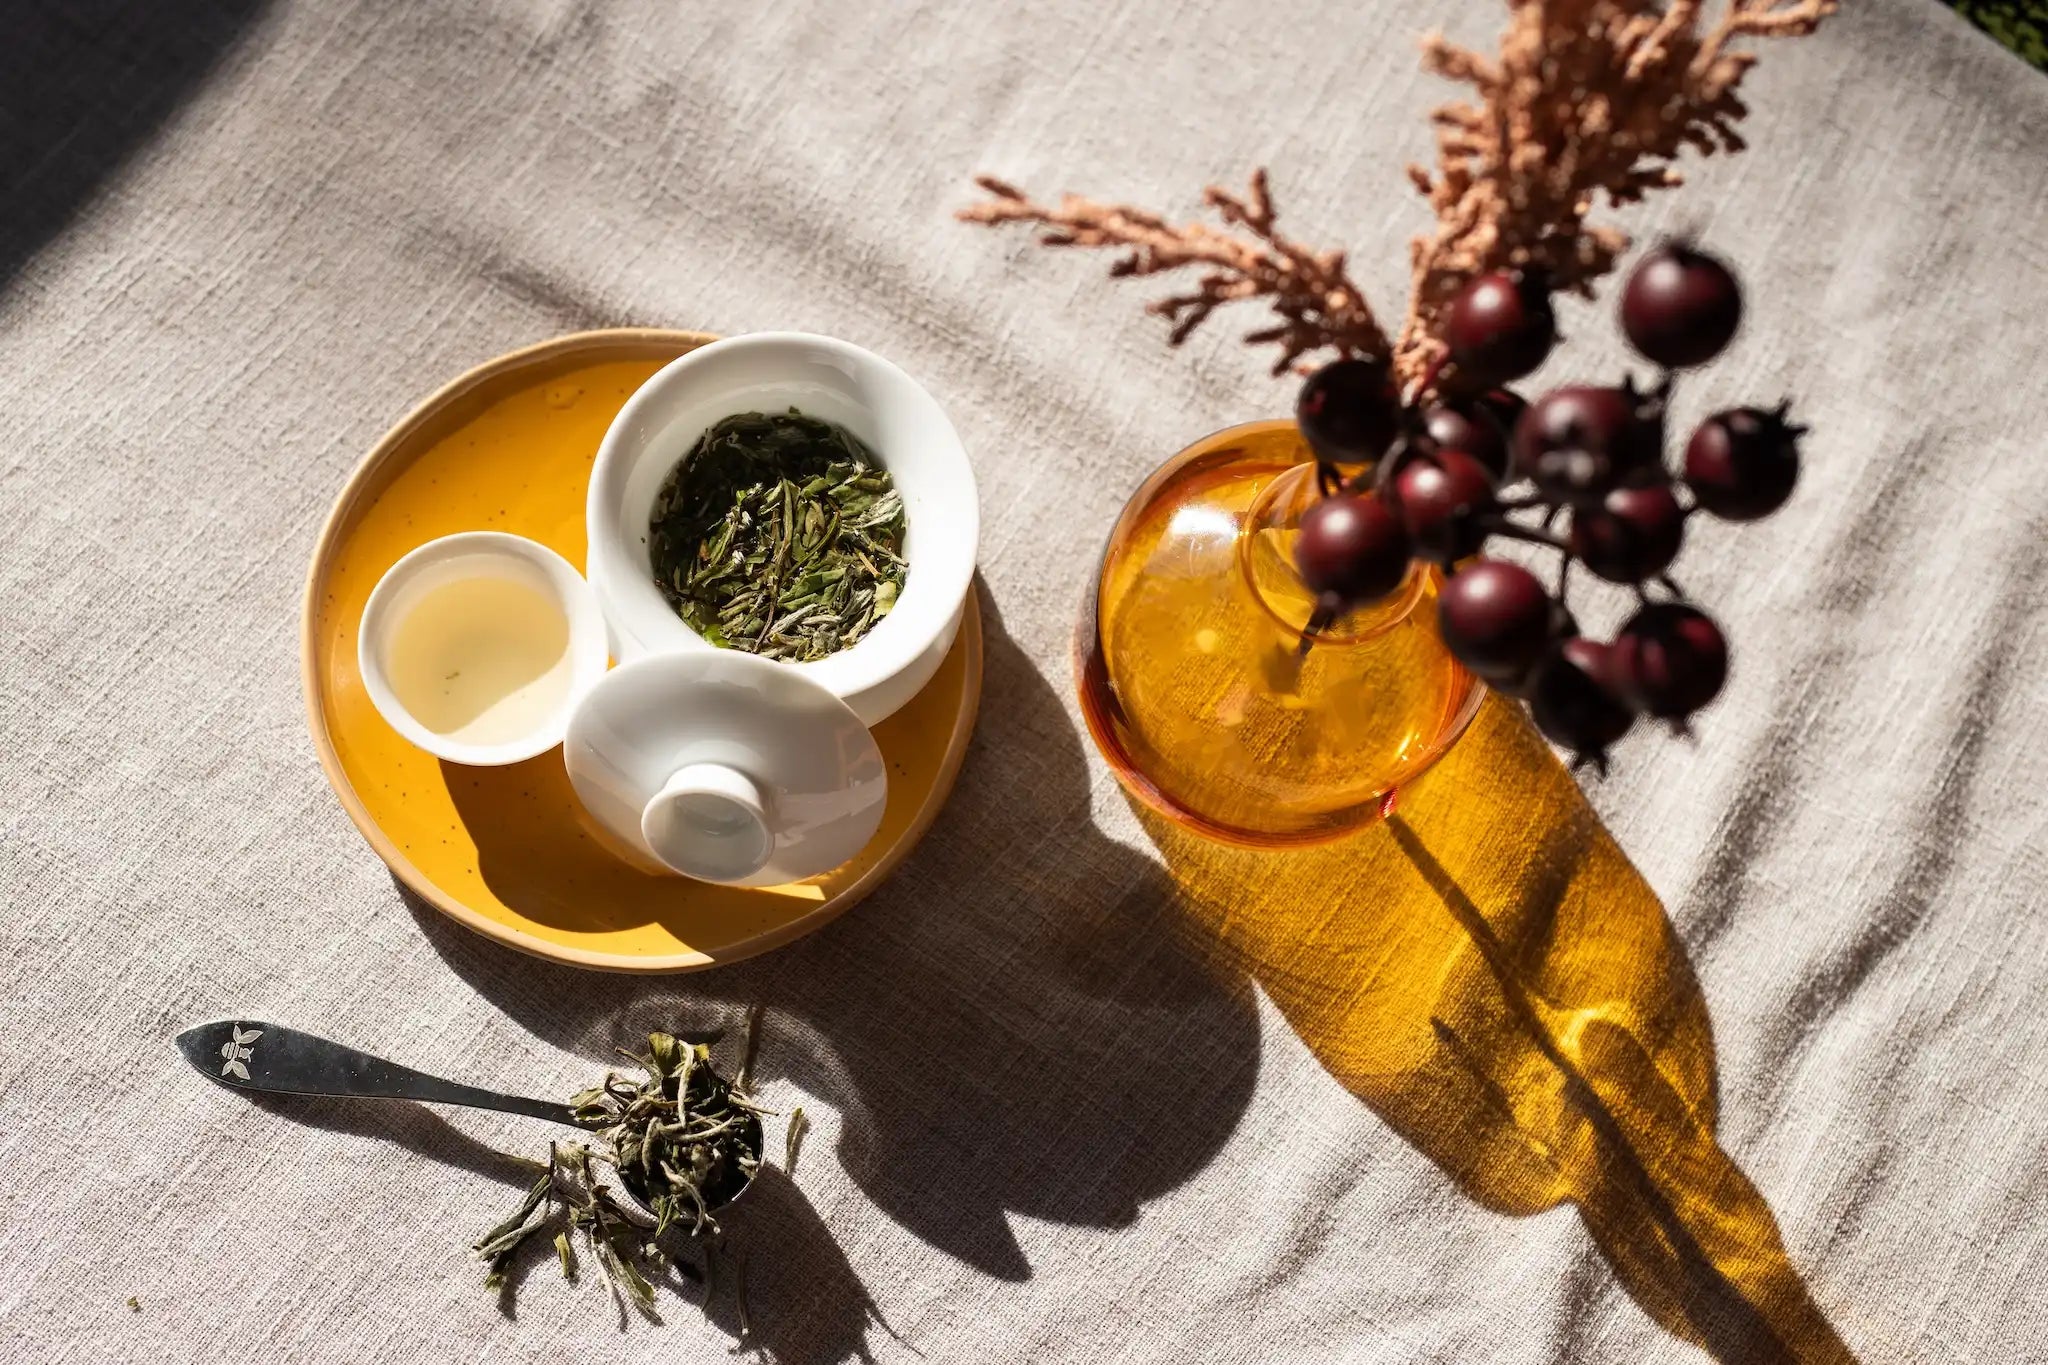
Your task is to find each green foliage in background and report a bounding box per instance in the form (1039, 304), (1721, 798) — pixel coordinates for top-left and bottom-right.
(1945, 0), (2048, 69)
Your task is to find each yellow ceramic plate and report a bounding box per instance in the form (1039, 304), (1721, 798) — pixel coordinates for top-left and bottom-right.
(302, 329), (983, 972)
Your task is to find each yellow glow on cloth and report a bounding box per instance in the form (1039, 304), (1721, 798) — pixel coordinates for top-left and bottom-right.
(1146, 696), (1856, 1363)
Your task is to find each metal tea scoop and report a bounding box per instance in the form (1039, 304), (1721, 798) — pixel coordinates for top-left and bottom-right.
(174, 1020), (753, 1223)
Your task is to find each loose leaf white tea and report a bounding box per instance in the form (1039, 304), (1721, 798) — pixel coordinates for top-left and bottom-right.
(649, 410), (908, 663)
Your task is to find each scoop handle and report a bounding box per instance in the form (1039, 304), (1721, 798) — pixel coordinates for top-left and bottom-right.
(174, 1020), (578, 1127)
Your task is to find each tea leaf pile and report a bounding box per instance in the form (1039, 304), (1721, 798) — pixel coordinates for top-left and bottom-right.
(649, 410), (908, 662)
(473, 1032), (767, 1313)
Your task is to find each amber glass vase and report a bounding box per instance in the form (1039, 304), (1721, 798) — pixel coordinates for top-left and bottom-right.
(1078, 420), (1484, 846)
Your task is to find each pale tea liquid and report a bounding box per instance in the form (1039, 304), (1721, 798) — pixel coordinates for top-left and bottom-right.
(385, 575), (573, 745)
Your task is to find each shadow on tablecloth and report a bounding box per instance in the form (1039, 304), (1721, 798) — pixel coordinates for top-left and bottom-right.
(0, 0), (273, 287)
(405, 589), (1262, 1362)
(242, 1088), (548, 1192)
(1142, 695), (1859, 1365)
(396, 577), (1857, 1362)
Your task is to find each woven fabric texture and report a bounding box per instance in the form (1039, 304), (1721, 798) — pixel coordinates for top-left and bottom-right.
(2, 1), (2044, 1361)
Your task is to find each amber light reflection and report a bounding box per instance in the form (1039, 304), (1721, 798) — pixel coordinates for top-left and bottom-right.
(1143, 696), (1857, 1364)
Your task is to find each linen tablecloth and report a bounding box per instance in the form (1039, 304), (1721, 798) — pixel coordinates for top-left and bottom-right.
(4, 1), (2045, 1360)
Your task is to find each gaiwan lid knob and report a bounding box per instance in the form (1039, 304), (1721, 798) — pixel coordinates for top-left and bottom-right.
(641, 762), (774, 883)
(564, 651), (887, 887)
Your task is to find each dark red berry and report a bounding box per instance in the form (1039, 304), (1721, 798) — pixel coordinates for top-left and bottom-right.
(1613, 603), (1728, 720)
(1297, 359), (1399, 465)
(1514, 386), (1655, 503)
(1685, 405), (1803, 521)
(1293, 493), (1411, 605)
(1444, 272), (1555, 386)
(1530, 638), (1636, 768)
(1621, 243), (1742, 369)
(1569, 484), (1687, 583)
(1475, 387), (1529, 437)
(1437, 559), (1554, 688)
(1396, 450), (1498, 564)
(1422, 404), (1511, 481)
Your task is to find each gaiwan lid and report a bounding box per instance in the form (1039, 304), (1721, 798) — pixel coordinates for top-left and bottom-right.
(564, 650), (887, 887)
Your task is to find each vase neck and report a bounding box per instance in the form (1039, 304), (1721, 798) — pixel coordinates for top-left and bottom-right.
(1238, 461), (1428, 644)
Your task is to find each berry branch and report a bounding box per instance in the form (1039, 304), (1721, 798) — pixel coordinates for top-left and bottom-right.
(958, 1), (1833, 772)
(1290, 242), (1804, 768)
(957, 171), (1390, 376)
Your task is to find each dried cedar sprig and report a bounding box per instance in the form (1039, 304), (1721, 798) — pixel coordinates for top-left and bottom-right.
(959, 1), (1833, 388)
(1396, 0), (1838, 379)
(958, 170), (1389, 376)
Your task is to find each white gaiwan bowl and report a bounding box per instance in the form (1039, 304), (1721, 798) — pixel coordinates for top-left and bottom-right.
(586, 332), (978, 726)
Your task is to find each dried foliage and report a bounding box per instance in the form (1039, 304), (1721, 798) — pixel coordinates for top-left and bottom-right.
(1397, 0), (1838, 379)
(957, 170), (1388, 376)
(961, 0), (1835, 388)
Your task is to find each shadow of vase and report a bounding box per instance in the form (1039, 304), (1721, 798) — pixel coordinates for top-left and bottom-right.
(1138, 694), (1858, 1364)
